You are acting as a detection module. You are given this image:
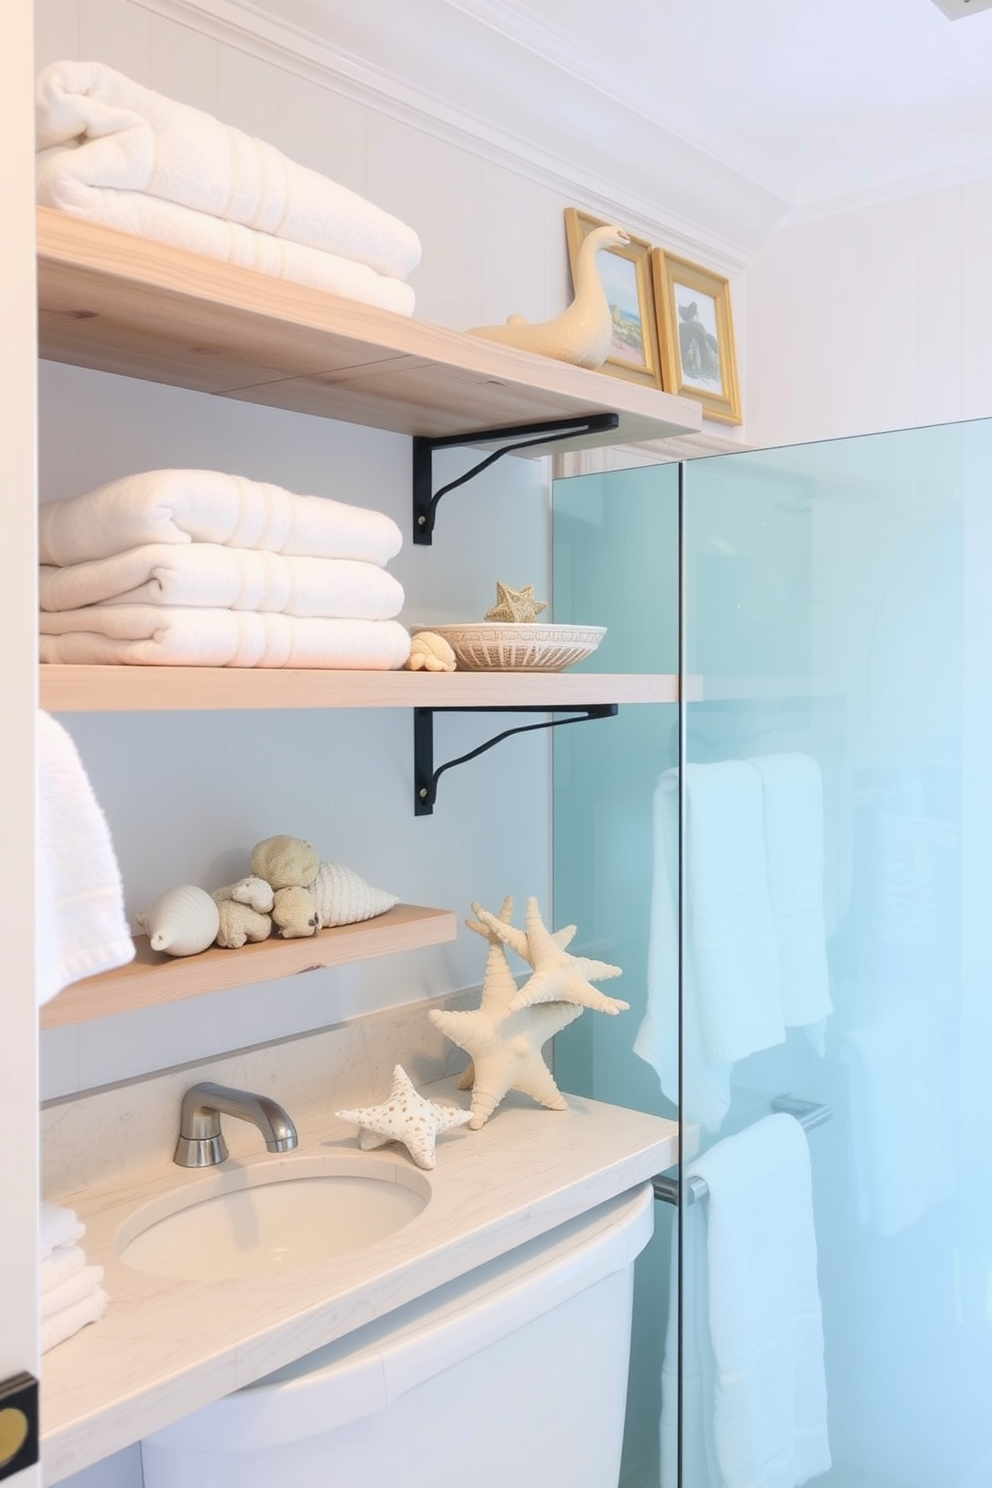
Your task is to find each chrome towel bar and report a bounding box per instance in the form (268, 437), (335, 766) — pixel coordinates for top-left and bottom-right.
(652, 1094), (832, 1206)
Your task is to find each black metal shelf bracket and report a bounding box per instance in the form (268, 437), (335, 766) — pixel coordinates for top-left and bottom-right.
(412, 412), (619, 544)
(414, 703), (618, 815)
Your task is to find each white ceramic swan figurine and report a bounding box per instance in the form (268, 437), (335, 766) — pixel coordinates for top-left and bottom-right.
(466, 224), (631, 369)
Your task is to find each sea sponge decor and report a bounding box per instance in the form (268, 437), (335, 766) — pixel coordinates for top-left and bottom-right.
(249, 834), (319, 889)
(271, 885), (321, 938)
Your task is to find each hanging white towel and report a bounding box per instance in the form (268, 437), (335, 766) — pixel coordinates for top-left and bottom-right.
(749, 754), (833, 1053)
(40, 608), (411, 670)
(40, 545), (405, 619)
(661, 1115), (831, 1488)
(36, 713), (135, 1006)
(39, 470), (403, 569)
(35, 60), (421, 281)
(634, 764), (784, 1133)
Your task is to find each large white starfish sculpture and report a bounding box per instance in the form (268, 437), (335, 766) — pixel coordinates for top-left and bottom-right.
(335, 1064), (471, 1170)
(429, 897), (582, 1129)
(472, 895), (628, 1015)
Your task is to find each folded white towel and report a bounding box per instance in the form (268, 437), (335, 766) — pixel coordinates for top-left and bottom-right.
(36, 60), (421, 280)
(41, 1242), (87, 1296)
(39, 470), (403, 569)
(40, 607), (411, 669)
(36, 184), (417, 313)
(36, 713), (135, 1005)
(661, 1116), (831, 1488)
(40, 545), (405, 619)
(41, 1286), (109, 1354)
(749, 754), (833, 1052)
(840, 1008), (953, 1237)
(41, 1264), (104, 1322)
(39, 1201), (84, 1260)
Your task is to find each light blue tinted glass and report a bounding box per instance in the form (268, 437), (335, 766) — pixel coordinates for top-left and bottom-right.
(553, 419), (992, 1488)
(553, 461), (680, 1486)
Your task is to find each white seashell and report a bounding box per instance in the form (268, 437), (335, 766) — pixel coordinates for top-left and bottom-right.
(404, 631), (457, 672)
(310, 861), (399, 928)
(136, 884), (220, 957)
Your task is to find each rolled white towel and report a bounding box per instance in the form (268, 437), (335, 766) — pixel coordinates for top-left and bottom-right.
(41, 1264), (104, 1323)
(41, 1286), (109, 1354)
(39, 470), (403, 569)
(40, 607), (411, 670)
(36, 60), (421, 280)
(39, 1202), (84, 1260)
(41, 1242), (87, 1296)
(40, 545), (405, 619)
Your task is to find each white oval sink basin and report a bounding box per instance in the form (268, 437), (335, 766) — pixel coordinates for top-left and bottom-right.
(118, 1156), (430, 1281)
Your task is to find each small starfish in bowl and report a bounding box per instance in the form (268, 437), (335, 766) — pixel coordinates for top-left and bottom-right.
(484, 581), (548, 624)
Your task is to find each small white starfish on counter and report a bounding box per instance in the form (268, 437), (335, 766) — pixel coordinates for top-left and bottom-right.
(335, 1064), (471, 1170)
(484, 581), (548, 624)
(472, 895), (629, 1015)
(429, 897), (583, 1129)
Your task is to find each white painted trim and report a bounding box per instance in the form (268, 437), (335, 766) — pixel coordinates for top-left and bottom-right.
(129, 0), (785, 269)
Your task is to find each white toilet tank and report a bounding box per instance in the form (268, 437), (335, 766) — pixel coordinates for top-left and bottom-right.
(140, 1181), (654, 1488)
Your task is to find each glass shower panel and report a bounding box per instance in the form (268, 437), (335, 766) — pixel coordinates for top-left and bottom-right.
(679, 419), (992, 1488)
(552, 460), (680, 1487)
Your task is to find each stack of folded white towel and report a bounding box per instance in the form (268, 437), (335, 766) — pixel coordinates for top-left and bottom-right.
(39, 469), (412, 669)
(35, 59), (422, 313)
(40, 1201), (107, 1354)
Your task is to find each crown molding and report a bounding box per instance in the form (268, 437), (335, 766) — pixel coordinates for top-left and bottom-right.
(131, 0), (790, 269)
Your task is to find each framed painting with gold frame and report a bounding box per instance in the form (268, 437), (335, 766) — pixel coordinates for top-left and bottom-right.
(564, 208), (662, 389)
(651, 249), (741, 424)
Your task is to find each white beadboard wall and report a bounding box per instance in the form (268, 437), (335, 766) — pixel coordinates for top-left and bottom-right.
(743, 181), (992, 449)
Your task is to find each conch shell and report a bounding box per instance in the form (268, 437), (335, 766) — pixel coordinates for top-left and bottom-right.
(405, 631), (457, 672)
(310, 861), (399, 928)
(136, 884), (220, 957)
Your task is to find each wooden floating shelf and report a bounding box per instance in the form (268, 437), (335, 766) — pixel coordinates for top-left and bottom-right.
(36, 207), (701, 448)
(39, 665), (683, 712)
(40, 903), (458, 1029)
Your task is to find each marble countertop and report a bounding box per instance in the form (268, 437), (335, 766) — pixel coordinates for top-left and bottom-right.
(42, 1080), (678, 1483)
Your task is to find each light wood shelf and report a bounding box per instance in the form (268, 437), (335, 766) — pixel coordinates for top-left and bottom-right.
(40, 902), (457, 1029)
(40, 665), (681, 712)
(36, 207), (701, 448)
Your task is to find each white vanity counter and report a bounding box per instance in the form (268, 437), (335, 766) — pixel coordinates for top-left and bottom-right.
(42, 1081), (678, 1483)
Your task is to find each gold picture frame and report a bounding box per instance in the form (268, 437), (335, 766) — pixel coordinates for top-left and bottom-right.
(651, 249), (741, 424)
(564, 208), (662, 389)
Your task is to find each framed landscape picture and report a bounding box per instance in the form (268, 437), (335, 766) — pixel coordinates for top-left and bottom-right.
(564, 208), (662, 389)
(651, 249), (741, 424)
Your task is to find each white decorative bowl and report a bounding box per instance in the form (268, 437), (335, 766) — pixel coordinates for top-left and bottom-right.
(413, 623), (606, 672)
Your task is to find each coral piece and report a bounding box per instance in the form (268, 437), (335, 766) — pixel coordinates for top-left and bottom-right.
(473, 895), (628, 1015)
(249, 834), (319, 890)
(484, 581), (548, 625)
(214, 898), (272, 949)
(227, 875), (275, 914)
(310, 860), (399, 928)
(135, 884), (220, 957)
(429, 897), (583, 1129)
(271, 885), (321, 938)
(465, 223), (631, 368)
(336, 1064), (472, 1170)
(405, 631), (457, 672)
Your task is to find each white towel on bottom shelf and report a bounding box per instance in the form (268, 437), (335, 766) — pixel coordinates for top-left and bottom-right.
(40, 545), (405, 618)
(41, 1284), (109, 1354)
(36, 188), (417, 314)
(35, 60), (421, 280)
(39, 470), (403, 569)
(36, 713), (135, 1005)
(661, 1115), (830, 1488)
(41, 1241), (87, 1296)
(40, 607), (411, 669)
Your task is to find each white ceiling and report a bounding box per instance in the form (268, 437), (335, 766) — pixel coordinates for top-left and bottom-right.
(176, 0), (992, 256)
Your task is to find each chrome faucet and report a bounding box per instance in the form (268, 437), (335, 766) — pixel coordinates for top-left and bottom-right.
(173, 1081), (298, 1168)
